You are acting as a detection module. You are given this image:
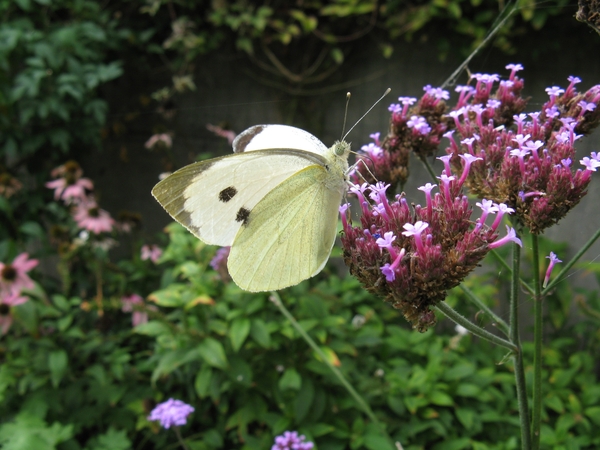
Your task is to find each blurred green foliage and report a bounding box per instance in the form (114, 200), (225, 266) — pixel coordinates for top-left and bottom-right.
(2, 221), (600, 448)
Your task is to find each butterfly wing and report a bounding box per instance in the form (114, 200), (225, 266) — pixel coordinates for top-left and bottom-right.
(233, 125), (328, 156)
(152, 150), (326, 246)
(228, 164), (344, 292)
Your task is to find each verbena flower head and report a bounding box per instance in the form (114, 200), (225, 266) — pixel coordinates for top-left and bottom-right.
(442, 67), (600, 234)
(272, 431), (314, 450)
(354, 86), (450, 191)
(341, 172), (520, 331)
(147, 398), (194, 429)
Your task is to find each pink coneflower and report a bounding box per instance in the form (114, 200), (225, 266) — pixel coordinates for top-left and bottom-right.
(145, 133), (173, 149)
(121, 294), (155, 327)
(141, 245), (162, 263)
(206, 124), (237, 145)
(73, 200), (115, 234)
(46, 161), (93, 203)
(0, 253), (38, 299)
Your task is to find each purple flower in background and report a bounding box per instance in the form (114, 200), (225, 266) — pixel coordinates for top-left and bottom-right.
(272, 431), (314, 450)
(148, 399), (194, 429)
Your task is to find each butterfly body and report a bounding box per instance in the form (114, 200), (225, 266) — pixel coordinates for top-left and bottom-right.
(152, 124), (350, 292)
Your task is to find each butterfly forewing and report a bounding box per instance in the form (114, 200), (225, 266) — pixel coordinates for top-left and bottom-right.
(152, 150), (327, 246)
(228, 164), (343, 292)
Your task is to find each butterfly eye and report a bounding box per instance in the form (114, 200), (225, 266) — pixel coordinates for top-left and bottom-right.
(335, 142), (350, 156)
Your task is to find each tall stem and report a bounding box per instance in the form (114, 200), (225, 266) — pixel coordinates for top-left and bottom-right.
(530, 234), (542, 450)
(270, 292), (388, 431)
(510, 243), (531, 450)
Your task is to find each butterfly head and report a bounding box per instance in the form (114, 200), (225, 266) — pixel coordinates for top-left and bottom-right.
(332, 140), (351, 158)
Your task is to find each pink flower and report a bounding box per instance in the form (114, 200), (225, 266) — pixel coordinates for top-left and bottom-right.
(121, 293), (143, 313)
(145, 133), (172, 149)
(46, 161), (93, 204)
(73, 200), (115, 234)
(0, 311), (13, 335)
(121, 294), (155, 327)
(141, 245), (162, 263)
(46, 177), (93, 203)
(206, 124), (237, 145)
(0, 253), (38, 300)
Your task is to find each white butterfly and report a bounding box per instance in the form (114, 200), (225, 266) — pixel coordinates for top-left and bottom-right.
(152, 124), (351, 292)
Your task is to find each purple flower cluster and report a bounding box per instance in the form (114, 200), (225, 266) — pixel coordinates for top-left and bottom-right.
(272, 431), (314, 450)
(341, 64), (600, 330)
(147, 398), (194, 429)
(444, 65), (600, 233)
(341, 175), (521, 331)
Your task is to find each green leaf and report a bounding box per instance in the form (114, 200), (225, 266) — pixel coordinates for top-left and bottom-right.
(250, 318), (271, 348)
(0, 412), (73, 450)
(456, 407), (475, 429)
(198, 338), (228, 370)
(195, 366), (213, 398)
(85, 427), (131, 450)
(279, 368), (301, 391)
(48, 350), (68, 388)
(229, 317), (250, 352)
(585, 406), (600, 426)
(429, 390), (454, 406)
(294, 377), (314, 421)
(134, 320), (171, 337)
(19, 221), (44, 238)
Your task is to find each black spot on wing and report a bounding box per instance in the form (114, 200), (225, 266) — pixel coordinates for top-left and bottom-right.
(233, 125), (265, 153)
(218, 186), (237, 202)
(236, 207), (251, 225)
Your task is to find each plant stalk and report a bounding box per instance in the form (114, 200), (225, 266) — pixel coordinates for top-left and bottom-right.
(510, 242), (531, 450)
(270, 292), (383, 426)
(459, 284), (510, 336)
(436, 301), (516, 351)
(530, 234), (542, 450)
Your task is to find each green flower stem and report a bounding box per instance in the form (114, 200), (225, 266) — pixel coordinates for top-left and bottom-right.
(543, 225), (600, 294)
(510, 243), (531, 450)
(489, 249), (535, 296)
(530, 234), (542, 450)
(459, 284), (510, 336)
(419, 155), (439, 182)
(270, 292), (382, 427)
(435, 302), (516, 352)
(174, 426), (190, 450)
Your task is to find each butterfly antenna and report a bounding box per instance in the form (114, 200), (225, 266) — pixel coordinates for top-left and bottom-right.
(340, 92), (352, 140)
(342, 87), (391, 141)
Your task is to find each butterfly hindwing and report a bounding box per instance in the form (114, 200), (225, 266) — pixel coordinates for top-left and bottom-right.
(152, 149), (327, 246)
(228, 164), (344, 292)
(233, 125), (328, 156)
